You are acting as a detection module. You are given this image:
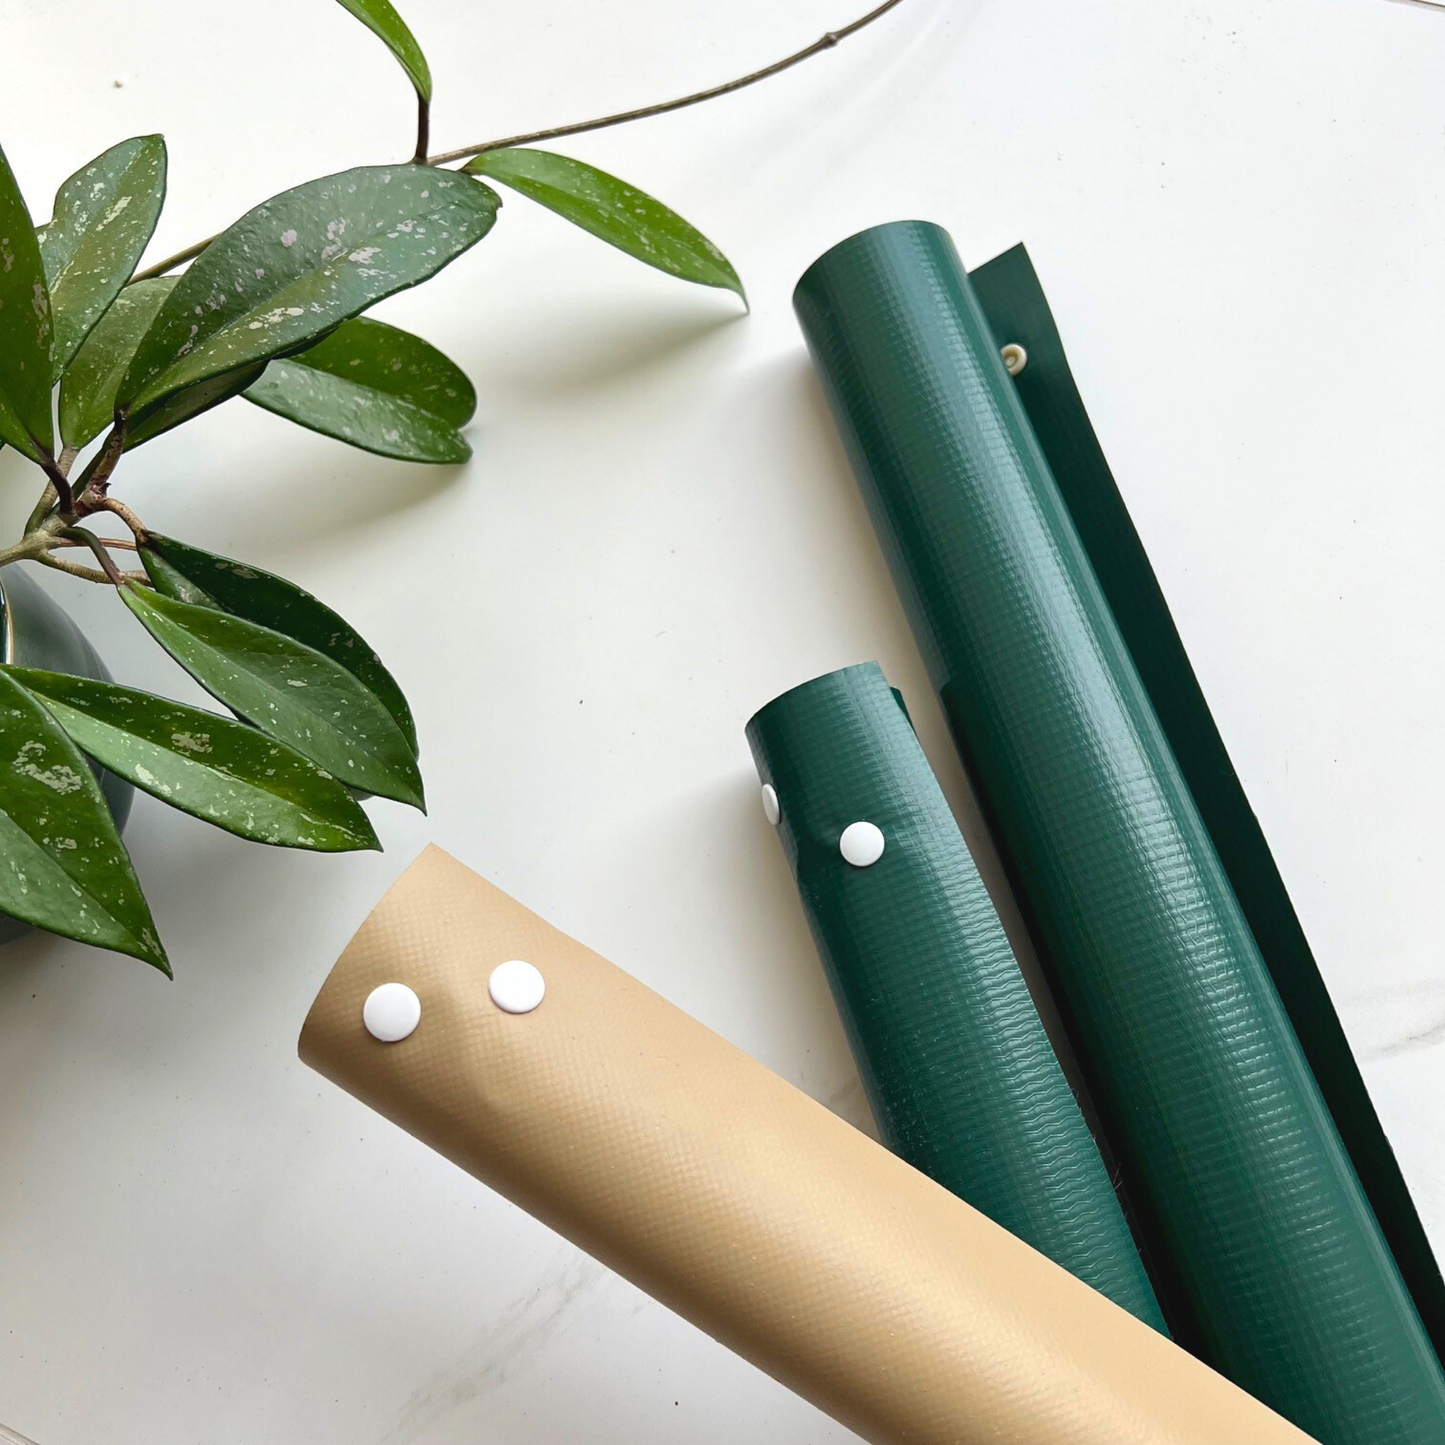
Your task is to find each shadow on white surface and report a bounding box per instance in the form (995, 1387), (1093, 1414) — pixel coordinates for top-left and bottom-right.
(475, 301), (745, 398)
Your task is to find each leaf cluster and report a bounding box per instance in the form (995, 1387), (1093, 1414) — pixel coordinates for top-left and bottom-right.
(0, 0), (742, 971)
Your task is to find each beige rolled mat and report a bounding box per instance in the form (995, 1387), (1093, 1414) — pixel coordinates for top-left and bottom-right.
(299, 846), (1315, 1445)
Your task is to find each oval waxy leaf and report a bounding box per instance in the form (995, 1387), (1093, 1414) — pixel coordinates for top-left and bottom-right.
(59, 277), (174, 447)
(120, 582), (423, 808)
(59, 271), (258, 450)
(244, 316), (474, 462)
(465, 148), (744, 300)
(139, 533), (417, 754)
(132, 546), (211, 607)
(332, 0), (432, 101)
(0, 667), (166, 971)
(7, 668), (380, 853)
(118, 165), (499, 416)
(0, 142), (56, 462)
(38, 135), (167, 375)
(125, 363), (266, 450)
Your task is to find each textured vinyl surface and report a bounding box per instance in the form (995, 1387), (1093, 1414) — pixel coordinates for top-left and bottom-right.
(793, 221), (1445, 1445)
(746, 662), (1164, 1328)
(969, 240), (1445, 1366)
(299, 847), (1317, 1445)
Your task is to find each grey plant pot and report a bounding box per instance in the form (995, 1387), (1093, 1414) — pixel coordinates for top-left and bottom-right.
(0, 566), (134, 945)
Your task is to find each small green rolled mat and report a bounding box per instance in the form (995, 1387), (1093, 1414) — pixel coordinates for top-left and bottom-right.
(793, 221), (1445, 1445)
(746, 661), (1164, 1330)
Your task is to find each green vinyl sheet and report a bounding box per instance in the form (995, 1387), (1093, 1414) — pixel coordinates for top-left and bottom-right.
(793, 220), (1445, 1445)
(746, 662), (1165, 1330)
(963, 240), (1445, 1370)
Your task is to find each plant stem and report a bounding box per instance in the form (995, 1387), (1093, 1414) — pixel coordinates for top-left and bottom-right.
(61, 528), (127, 586)
(131, 236), (210, 283)
(36, 551), (148, 584)
(72, 423), (128, 508)
(22, 445), (82, 536)
(0, 517), (67, 570)
(36, 552), (116, 584)
(86, 497), (148, 539)
(41, 460), (75, 517)
(128, 0), (908, 281)
(24, 482), (59, 536)
(427, 0), (906, 165)
(413, 90), (431, 165)
(54, 535), (139, 552)
(0, 464), (143, 583)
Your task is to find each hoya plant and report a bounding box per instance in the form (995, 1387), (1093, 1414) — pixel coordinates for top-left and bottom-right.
(0, 0), (899, 974)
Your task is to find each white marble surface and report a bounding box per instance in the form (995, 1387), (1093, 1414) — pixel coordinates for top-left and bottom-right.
(3, 1), (1444, 1440)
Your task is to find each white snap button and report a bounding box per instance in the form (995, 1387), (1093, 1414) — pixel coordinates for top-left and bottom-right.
(363, 982), (421, 1042)
(839, 821), (885, 867)
(1001, 342), (1028, 376)
(489, 959), (546, 1014)
(761, 783), (781, 826)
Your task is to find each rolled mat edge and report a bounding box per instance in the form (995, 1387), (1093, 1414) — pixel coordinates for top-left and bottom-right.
(299, 845), (1315, 1445)
(966, 240), (1445, 1363)
(746, 660), (1165, 1329)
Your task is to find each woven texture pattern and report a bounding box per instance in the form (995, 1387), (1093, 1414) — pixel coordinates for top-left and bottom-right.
(299, 847), (1316, 1445)
(747, 662), (1163, 1328)
(793, 221), (1445, 1445)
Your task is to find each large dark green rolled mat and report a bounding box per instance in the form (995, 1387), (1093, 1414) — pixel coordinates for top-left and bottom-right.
(746, 661), (1165, 1330)
(793, 220), (1445, 1444)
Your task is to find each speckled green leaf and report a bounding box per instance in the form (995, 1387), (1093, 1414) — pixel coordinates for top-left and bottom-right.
(0, 668), (166, 971)
(133, 546), (211, 607)
(244, 316), (473, 462)
(465, 148), (743, 300)
(333, 0), (432, 101)
(118, 165), (499, 415)
(120, 582), (423, 808)
(139, 532), (417, 754)
(126, 363), (266, 449)
(0, 143), (56, 462)
(38, 135), (167, 376)
(59, 275), (173, 447)
(58, 274), (260, 451)
(7, 668), (379, 853)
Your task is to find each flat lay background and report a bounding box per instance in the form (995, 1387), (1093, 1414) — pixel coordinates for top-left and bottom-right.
(3, 1), (1445, 1440)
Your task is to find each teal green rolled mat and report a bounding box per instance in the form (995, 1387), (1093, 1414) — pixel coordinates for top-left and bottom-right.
(793, 221), (1445, 1445)
(746, 661), (1165, 1330)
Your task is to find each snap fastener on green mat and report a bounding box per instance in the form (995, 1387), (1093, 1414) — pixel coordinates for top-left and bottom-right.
(746, 662), (1165, 1331)
(794, 220), (1445, 1444)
